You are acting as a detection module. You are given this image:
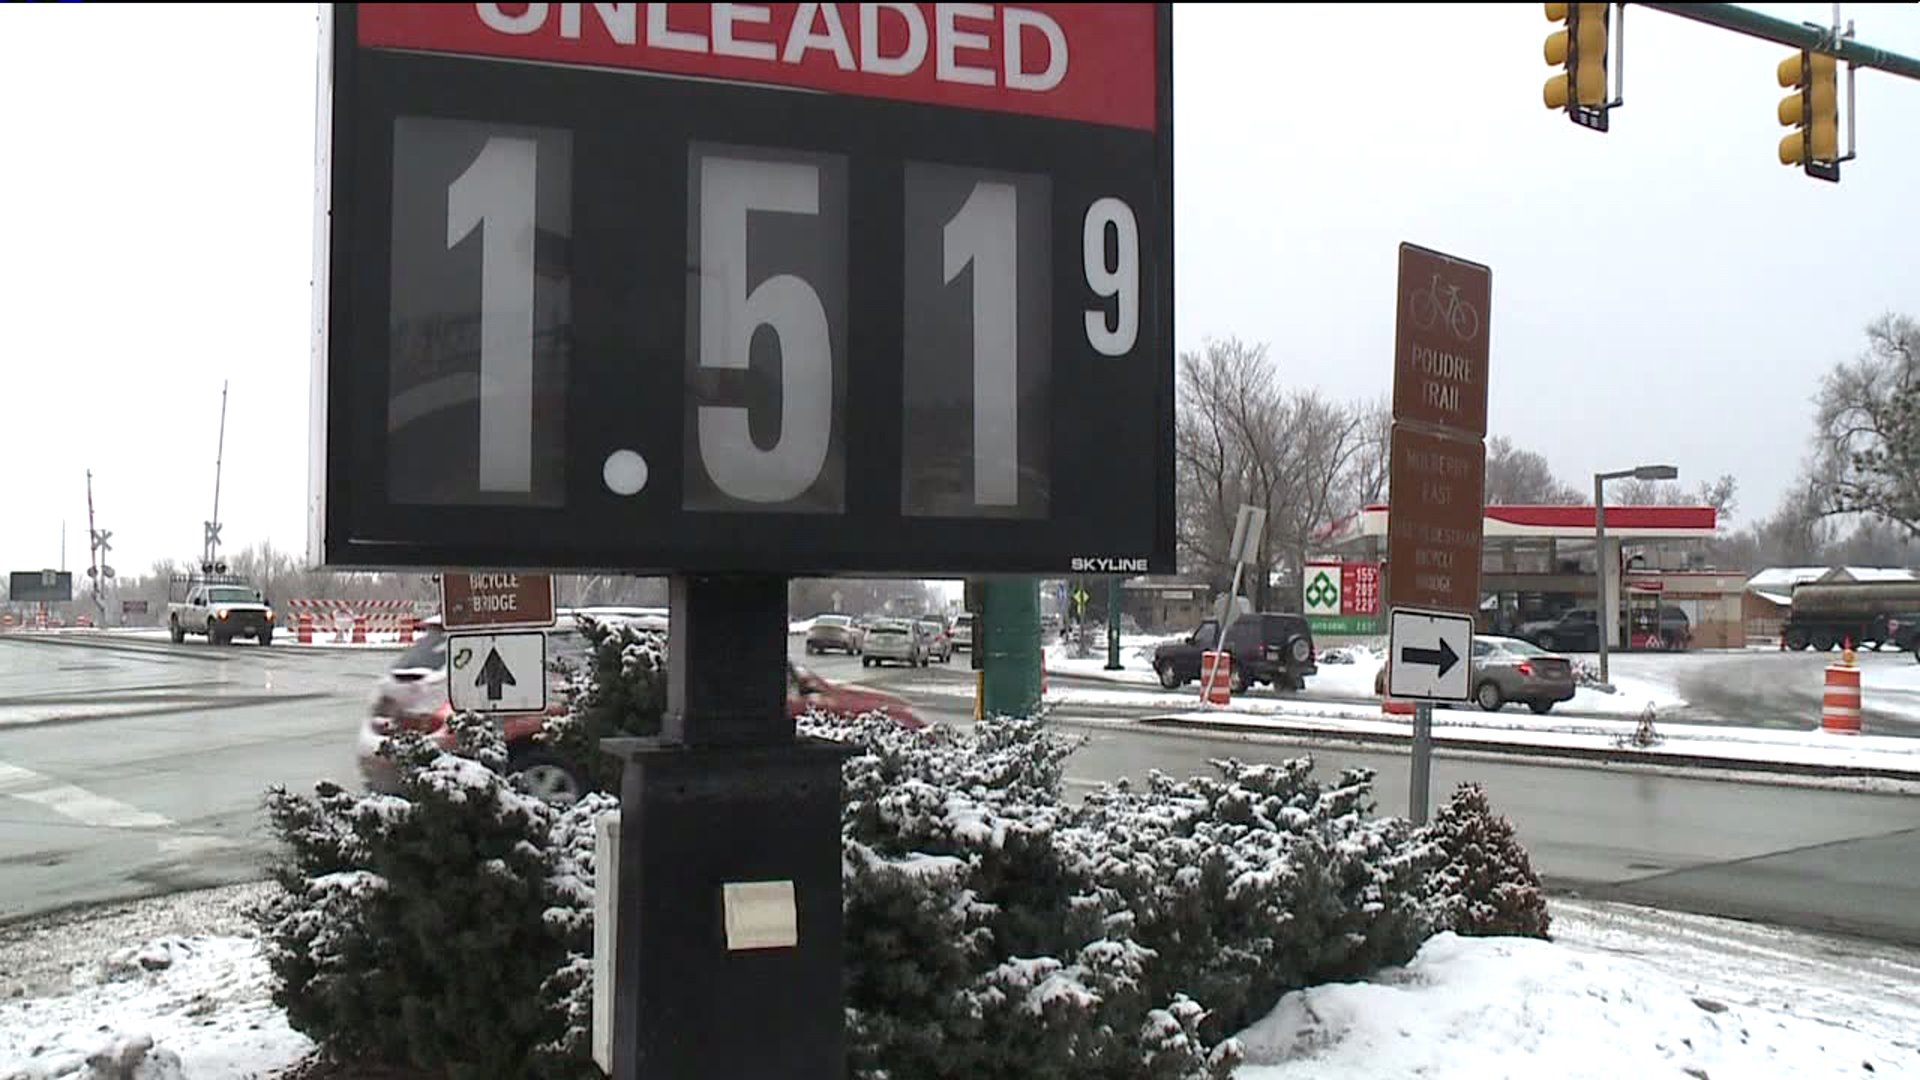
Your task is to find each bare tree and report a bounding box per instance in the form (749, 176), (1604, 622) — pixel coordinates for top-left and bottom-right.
(1264, 388), (1376, 609)
(1812, 314), (1920, 538)
(1482, 436), (1581, 505)
(1175, 337), (1275, 595)
(1174, 337), (1383, 609)
(1609, 473), (1739, 524)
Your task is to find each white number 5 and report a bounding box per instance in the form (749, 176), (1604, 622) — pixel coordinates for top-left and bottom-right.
(1082, 197), (1139, 357)
(696, 156), (834, 504)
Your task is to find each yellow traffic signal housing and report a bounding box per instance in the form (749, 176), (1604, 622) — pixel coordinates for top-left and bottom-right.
(1544, 2), (1611, 131)
(1777, 50), (1840, 181)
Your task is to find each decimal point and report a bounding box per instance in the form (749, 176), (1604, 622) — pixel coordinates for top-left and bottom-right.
(603, 449), (649, 496)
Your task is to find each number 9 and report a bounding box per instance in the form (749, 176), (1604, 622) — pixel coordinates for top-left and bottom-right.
(1082, 197), (1139, 357)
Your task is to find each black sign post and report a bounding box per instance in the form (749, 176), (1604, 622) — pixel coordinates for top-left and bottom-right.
(315, 5), (1172, 1078)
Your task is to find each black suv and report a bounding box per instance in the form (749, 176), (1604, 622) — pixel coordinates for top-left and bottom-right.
(1517, 605), (1692, 651)
(1152, 613), (1317, 693)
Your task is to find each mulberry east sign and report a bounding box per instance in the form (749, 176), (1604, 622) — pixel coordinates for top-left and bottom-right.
(310, 2), (1175, 577)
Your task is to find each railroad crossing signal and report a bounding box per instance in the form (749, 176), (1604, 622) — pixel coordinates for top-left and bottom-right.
(1778, 49), (1842, 182)
(1543, 2), (1612, 131)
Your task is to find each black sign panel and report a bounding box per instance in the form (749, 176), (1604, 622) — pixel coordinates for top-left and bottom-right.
(9, 570), (73, 603)
(312, 3), (1173, 576)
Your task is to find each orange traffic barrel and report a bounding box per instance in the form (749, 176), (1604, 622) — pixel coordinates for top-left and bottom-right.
(1821, 664), (1862, 734)
(1199, 651), (1232, 705)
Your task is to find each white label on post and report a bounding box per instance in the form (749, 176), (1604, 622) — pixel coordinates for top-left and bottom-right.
(722, 880), (798, 951)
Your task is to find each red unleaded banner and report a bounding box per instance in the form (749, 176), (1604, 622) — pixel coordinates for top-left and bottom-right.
(357, 3), (1159, 132)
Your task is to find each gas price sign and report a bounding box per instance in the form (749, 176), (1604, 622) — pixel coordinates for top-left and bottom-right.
(312, 3), (1173, 575)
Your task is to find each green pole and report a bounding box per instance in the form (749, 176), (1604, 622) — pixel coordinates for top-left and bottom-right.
(1636, 3), (1920, 82)
(1105, 577), (1123, 670)
(980, 578), (1041, 719)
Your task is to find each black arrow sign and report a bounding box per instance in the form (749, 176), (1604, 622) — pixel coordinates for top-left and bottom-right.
(476, 647), (518, 702)
(1399, 637), (1460, 679)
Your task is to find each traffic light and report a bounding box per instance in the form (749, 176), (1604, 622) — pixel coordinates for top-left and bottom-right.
(1777, 49), (1840, 181)
(1544, 2), (1611, 131)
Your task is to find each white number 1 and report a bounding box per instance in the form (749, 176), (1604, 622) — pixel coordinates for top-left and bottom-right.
(943, 181), (1020, 509)
(446, 135), (538, 494)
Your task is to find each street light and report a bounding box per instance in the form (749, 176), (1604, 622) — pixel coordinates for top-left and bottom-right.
(1593, 464), (1679, 683)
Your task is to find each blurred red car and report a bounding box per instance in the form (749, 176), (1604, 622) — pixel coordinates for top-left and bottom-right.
(357, 621), (922, 806)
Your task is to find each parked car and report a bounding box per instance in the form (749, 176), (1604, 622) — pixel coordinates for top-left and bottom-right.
(917, 617), (954, 663)
(861, 619), (927, 668)
(1151, 613), (1316, 693)
(1516, 605), (1691, 652)
(1372, 634), (1577, 715)
(1466, 635), (1577, 713)
(807, 613), (863, 656)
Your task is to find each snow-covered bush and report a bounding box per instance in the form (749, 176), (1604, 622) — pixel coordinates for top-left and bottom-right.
(258, 713), (611, 1079)
(1069, 759), (1438, 1043)
(807, 711), (1441, 1077)
(814, 712), (1239, 1080)
(1422, 782), (1551, 940)
(541, 613), (668, 794)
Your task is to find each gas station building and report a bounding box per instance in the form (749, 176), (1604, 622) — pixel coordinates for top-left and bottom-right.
(1313, 503), (1749, 648)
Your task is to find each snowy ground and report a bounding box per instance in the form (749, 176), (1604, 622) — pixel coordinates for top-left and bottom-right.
(1016, 641), (1920, 778)
(5, 882), (1917, 1079)
(0, 883), (309, 1080)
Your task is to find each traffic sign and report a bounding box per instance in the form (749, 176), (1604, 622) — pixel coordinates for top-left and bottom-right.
(310, 4), (1175, 577)
(1391, 243), (1490, 442)
(441, 572), (555, 631)
(1387, 241), (1489, 617)
(1386, 607), (1473, 702)
(448, 630), (548, 714)
(8, 570), (72, 603)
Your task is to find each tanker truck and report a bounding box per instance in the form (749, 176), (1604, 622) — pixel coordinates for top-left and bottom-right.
(1782, 580), (1920, 653)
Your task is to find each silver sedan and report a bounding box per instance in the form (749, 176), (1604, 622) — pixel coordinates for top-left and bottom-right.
(1468, 635), (1577, 714)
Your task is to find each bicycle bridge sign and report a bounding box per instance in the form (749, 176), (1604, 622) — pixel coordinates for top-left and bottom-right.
(1386, 242), (1489, 621)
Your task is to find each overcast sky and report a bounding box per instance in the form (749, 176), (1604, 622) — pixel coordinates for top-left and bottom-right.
(2, 3), (1916, 579)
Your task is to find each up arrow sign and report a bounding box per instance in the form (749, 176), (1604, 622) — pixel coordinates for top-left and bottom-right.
(446, 630), (547, 714)
(476, 647), (518, 702)
(1387, 607), (1474, 703)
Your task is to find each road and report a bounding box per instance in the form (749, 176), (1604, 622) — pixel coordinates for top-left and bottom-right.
(2, 632), (1919, 947)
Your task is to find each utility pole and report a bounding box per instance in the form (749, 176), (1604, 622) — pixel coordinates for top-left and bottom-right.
(204, 381), (229, 570)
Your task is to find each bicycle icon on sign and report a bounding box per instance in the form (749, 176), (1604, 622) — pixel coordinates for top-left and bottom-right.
(1408, 272), (1481, 343)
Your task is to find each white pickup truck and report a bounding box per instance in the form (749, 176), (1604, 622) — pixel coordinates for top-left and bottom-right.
(168, 581), (276, 646)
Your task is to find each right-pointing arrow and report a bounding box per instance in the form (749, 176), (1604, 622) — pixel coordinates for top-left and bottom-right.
(1399, 637), (1460, 679)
